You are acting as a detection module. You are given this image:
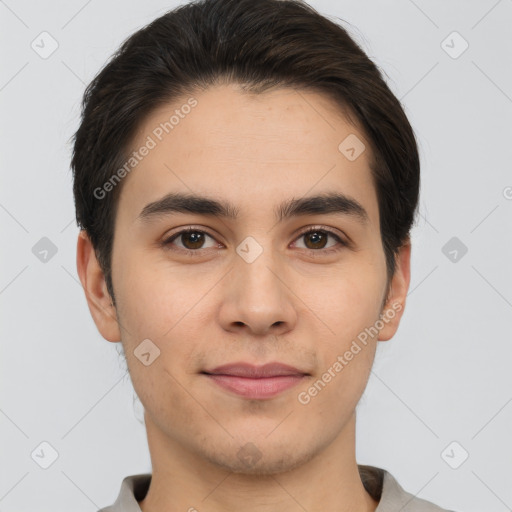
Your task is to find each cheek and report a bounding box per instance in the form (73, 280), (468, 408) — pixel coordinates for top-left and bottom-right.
(311, 263), (385, 346)
(129, 354), (202, 438)
(113, 247), (207, 339)
(115, 275), (202, 425)
(113, 252), (211, 386)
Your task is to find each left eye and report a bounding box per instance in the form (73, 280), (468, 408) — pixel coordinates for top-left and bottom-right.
(162, 227), (345, 253)
(293, 228), (344, 251)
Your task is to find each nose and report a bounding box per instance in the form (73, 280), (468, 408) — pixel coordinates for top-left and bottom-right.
(217, 246), (298, 337)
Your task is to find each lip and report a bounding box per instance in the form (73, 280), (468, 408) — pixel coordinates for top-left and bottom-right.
(205, 362), (307, 378)
(202, 362), (309, 399)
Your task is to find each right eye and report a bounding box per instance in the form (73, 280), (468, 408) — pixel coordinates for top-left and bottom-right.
(162, 227), (221, 255)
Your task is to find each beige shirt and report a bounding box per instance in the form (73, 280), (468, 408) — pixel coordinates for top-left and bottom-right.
(98, 464), (456, 511)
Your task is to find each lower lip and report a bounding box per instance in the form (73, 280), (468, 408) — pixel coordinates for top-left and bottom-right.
(204, 374), (306, 399)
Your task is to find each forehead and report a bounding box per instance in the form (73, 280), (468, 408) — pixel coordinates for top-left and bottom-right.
(117, 83), (379, 225)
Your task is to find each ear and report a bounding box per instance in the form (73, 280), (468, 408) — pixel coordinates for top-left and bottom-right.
(76, 230), (121, 342)
(377, 240), (411, 341)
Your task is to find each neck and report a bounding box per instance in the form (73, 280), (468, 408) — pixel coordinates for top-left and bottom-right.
(138, 413), (379, 512)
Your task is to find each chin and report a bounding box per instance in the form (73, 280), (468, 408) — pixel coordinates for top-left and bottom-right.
(201, 441), (316, 476)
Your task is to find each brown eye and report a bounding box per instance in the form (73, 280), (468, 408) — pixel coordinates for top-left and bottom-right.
(163, 228), (218, 253)
(180, 231), (206, 250)
(303, 230), (329, 249)
(294, 227), (346, 253)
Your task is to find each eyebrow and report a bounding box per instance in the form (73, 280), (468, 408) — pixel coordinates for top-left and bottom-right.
(138, 191), (369, 225)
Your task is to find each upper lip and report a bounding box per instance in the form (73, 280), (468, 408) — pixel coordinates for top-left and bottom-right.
(202, 362), (308, 378)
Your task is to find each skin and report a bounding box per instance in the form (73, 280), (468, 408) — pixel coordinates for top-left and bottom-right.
(77, 83), (411, 512)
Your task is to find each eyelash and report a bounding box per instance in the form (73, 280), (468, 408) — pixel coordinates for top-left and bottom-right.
(161, 225), (348, 257)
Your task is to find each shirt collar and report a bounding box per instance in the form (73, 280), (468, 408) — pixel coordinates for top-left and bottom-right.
(100, 464), (449, 512)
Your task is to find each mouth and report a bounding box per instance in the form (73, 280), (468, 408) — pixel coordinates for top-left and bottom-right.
(201, 362), (310, 400)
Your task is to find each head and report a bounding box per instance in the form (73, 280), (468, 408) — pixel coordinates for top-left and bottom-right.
(73, 0), (419, 475)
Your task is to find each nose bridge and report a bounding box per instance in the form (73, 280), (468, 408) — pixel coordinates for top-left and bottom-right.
(220, 233), (297, 335)
(235, 233), (283, 301)
(237, 237), (279, 291)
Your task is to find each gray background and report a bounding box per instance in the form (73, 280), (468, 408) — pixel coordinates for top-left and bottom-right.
(1, 0), (511, 511)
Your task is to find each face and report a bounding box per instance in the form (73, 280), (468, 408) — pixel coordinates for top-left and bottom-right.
(78, 83), (410, 475)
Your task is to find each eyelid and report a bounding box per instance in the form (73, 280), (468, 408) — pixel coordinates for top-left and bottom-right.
(161, 225), (220, 251)
(294, 224), (348, 245)
(291, 225), (349, 254)
(161, 224), (349, 254)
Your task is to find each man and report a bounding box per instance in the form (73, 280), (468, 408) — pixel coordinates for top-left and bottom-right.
(72, 0), (457, 510)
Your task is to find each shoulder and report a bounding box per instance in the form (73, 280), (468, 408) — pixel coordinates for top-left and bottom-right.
(359, 464), (459, 512)
(97, 473), (152, 512)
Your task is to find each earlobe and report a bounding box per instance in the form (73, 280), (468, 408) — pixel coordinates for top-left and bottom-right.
(76, 230), (121, 342)
(377, 241), (411, 342)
